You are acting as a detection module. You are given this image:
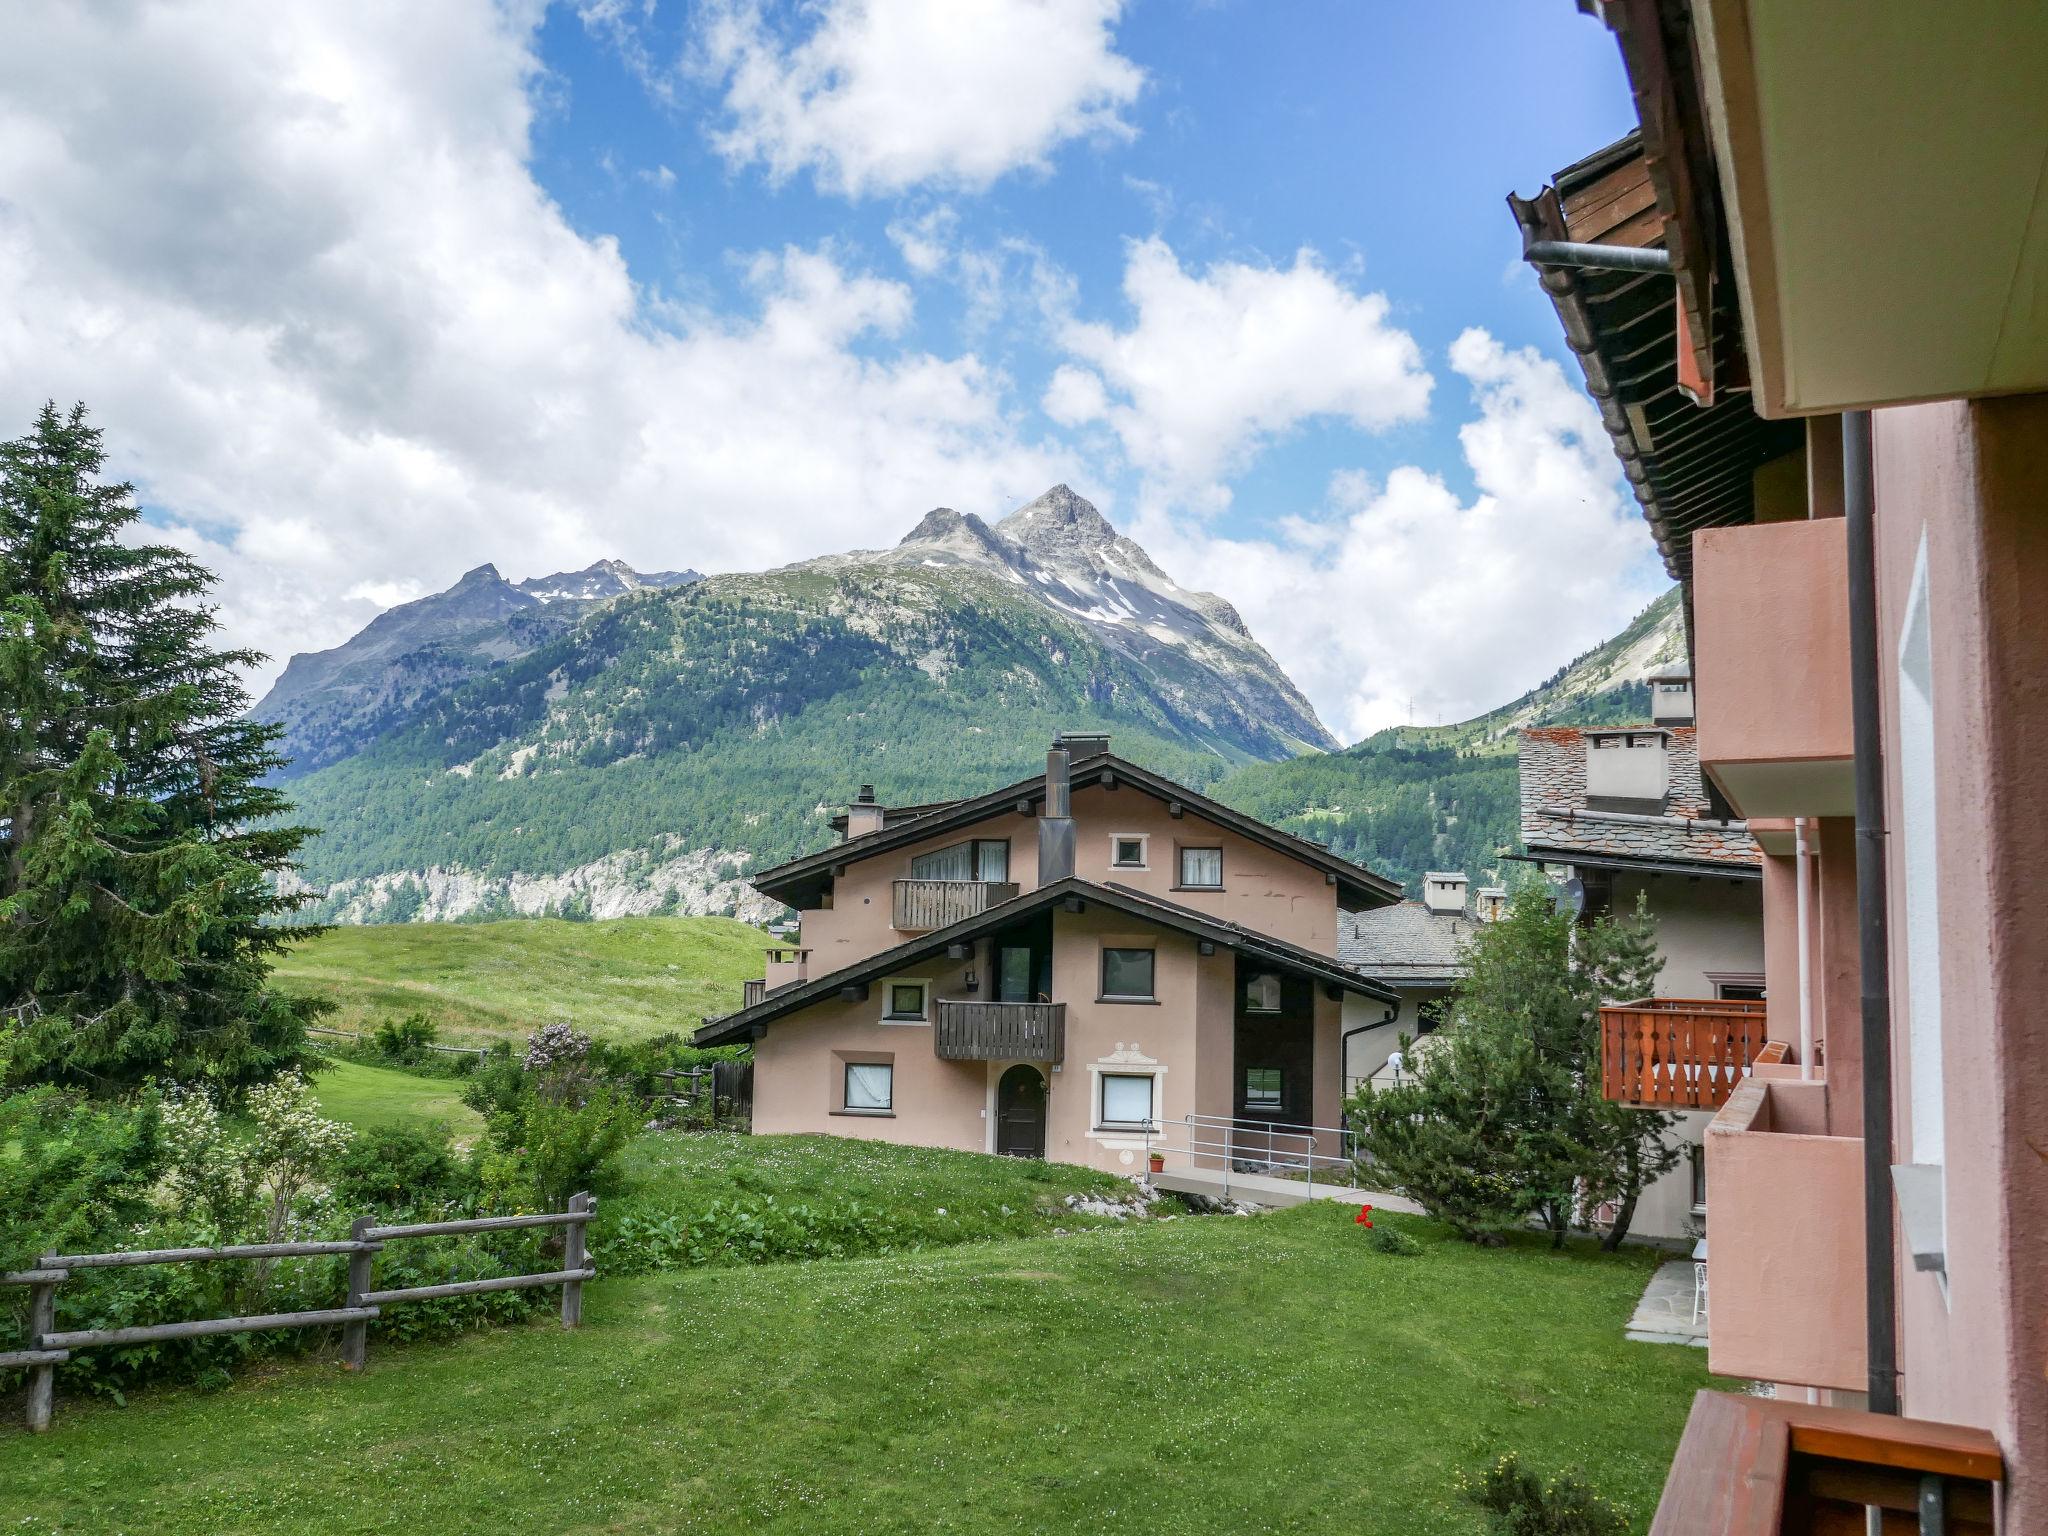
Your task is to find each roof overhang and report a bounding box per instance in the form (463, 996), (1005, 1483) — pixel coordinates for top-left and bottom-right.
(1515, 845), (1762, 882)
(1595, 0), (2048, 416)
(694, 876), (1397, 1047)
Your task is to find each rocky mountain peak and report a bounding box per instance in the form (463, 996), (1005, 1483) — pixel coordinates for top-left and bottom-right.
(897, 506), (1011, 564)
(995, 485), (1121, 558)
(454, 562), (506, 586)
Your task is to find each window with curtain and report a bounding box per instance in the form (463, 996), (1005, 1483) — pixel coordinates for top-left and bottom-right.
(910, 842), (973, 880)
(974, 840), (1009, 881)
(1178, 846), (1223, 888)
(844, 1062), (893, 1111)
(1098, 1073), (1154, 1127)
(1100, 947), (1155, 999)
(1245, 972), (1282, 1013)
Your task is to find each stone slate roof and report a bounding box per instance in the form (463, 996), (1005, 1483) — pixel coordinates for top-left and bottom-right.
(1340, 901), (1476, 986)
(1519, 726), (1761, 871)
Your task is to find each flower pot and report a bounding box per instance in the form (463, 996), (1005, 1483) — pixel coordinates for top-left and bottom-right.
(1147, 1153), (1165, 1173)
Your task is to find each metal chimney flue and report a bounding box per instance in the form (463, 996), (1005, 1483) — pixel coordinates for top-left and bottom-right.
(1038, 742), (1075, 883)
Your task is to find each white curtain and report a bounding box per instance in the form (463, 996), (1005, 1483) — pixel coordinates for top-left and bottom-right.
(845, 1064), (893, 1110)
(1100, 1073), (1153, 1125)
(910, 842), (973, 880)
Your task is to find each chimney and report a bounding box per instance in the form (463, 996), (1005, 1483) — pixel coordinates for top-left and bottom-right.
(1422, 872), (1469, 915)
(1583, 728), (1671, 809)
(1475, 887), (1507, 922)
(1056, 730), (1110, 761)
(1648, 671), (1695, 726)
(844, 784), (886, 840)
(1038, 741), (1076, 883)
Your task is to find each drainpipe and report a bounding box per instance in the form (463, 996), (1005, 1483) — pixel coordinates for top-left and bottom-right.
(1844, 409), (1900, 1416)
(1521, 240), (1675, 274)
(1795, 817), (1814, 1082)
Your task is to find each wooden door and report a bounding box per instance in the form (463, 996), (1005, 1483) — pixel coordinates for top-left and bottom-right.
(995, 1064), (1047, 1158)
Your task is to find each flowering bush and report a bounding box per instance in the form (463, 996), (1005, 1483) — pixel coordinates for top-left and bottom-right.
(1460, 1452), (1629, 1536)
(162, 1071), (351, 1248)
(522, 1022), (592, 1075)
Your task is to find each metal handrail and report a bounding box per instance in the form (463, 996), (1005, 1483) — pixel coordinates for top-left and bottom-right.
(1142, 1113), (1363, 1199)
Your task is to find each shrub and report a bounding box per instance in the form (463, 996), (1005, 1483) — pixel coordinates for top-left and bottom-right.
(1461, 1453), (1629, 1536)
(332, 1123), (476, 1210)
(371, 1012), (438, 1065)
(0, 1088), (164, 1270)
(1368, 1224), (1423, 1257)
(515, 1086), (639, 1207)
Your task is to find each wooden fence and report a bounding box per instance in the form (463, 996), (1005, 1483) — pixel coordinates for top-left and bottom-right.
(0, 1194), (594, 1433)
(308, 1024), (488, 1062)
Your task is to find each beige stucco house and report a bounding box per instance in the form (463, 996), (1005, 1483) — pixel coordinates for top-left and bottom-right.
(696, 736), (1402, 1175)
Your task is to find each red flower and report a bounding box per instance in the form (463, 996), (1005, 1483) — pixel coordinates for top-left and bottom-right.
(1355, 1204), (1374, 1228)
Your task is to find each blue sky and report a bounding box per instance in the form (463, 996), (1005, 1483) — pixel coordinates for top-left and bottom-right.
(1, 1), (1667, 741)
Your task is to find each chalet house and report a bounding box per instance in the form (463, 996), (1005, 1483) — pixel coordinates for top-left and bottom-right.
(1516, 696), (1764, 1241)
(696, 735), (1402, 1173)
(1511, 0), (2047, 1520)
(1335, 871), (1496, 1091)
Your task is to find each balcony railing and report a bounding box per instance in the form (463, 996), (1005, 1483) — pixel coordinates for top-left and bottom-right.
(891, 879), (1020, 932)
(933, 1001), (1064, 1063)
(741, 978), (766, 1009)
(1650, 1389), (1999, 1534)
(1600, 997), (1769, 1110)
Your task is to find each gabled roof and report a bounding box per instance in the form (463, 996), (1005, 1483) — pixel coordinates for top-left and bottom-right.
(750, 751), (1402, 910)
(693, 876), (1398, 1047)
(1339, 901), (1477, 988)
(1518, 725), (1761, 875)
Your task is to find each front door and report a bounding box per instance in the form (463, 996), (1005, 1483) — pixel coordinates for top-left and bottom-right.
(995, 1064), (1047, 1158)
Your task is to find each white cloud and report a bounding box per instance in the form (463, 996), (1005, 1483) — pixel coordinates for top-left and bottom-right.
(699, 0), (1144, 197)
(1059, 238), (1434, 512)
(1132, 329), (1662, 742)
(0, 0), (1078, 692)
(1042, 364), (1110, 426)
(885, 205), (958, 277)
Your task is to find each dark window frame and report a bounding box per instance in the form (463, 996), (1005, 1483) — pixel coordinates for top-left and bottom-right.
(883, 981), (929, 1021)
(1111, 835), (1147, 869)
(1099, 946), (1157, 1002)
(841, 1060), (895, 1114)
(1096, 1071), (1157, 1129)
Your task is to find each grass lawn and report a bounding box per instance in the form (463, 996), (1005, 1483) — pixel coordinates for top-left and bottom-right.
(308, 1058), (484, 1140)
(0, 1203), (1714, 1535)
(271, 915), (770, 1044)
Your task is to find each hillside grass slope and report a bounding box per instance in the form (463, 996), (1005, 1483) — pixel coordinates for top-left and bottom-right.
(272, 916), (769, 1044)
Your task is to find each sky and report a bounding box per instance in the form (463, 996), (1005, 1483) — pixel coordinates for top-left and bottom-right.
(0, 0), (1665, 744)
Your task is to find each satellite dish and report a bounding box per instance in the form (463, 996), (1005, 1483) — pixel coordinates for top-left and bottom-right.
(1562, 877), (1586, 917)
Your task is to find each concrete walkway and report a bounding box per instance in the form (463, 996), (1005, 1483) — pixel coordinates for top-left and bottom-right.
(1627, 1258), (1708, 1346)
(1150, 1167), (1426, 1215)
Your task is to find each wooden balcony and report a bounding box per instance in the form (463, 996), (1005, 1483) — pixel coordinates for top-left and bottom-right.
(1601, 997), (1770, 1110)
(933, 1001), (1065, 1064)
(891, 879), (1020, 932)
(741, 978), (766, 1009)
(1650, 1390), (1999, 1535)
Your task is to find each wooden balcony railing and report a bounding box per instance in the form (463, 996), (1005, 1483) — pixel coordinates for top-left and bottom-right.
(933, 1001), (1065, 1064)
(1600, 997), (1770, 1110)
(1649, 1390), (1999, 1535)
(741, 978), (767, 1009)
(891, 879), (1020, 932)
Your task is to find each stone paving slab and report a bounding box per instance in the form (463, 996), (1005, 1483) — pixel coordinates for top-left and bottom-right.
(1628, 1257), (1708, 1346)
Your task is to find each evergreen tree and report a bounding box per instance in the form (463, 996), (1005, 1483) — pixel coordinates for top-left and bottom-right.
(0, 402), (327, 1091)
(1348, 885), (1679, 1248)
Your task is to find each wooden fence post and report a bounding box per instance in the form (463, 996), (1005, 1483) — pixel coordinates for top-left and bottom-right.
(342, 1216), (374, 1371)
(561, 1193), (591, 1328)
(27, 1265), (59, 1433)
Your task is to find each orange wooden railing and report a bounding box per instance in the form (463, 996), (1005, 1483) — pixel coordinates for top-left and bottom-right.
(1600, 997), (1770, 1110)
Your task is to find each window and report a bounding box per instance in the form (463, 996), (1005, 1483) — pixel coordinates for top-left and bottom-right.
(1098, 1072), (1154, 1127)
(1715, 980), (1766, 1002)
(844, 1062), (893, 1112)
(999, 946), (1034, 1003)
(909, 839), (1009, 881)
(884, 981), (928, 1021)
(1244, 971), (1282, 1013)
(1244, 1067), (1284, 1110)
(1111, 835), (1147, 868)
(1100, 947), (1156, 1000)
(1897, 535), (1947, 1281)
(1689, 1146), (1707, 1213)
(1178, 846), (1223, 888)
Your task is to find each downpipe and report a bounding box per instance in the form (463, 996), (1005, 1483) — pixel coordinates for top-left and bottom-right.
(1844, 409), (1900, 1416)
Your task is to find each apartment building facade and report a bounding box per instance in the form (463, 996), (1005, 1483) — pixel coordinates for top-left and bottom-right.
(1514, 0), (2045, 1524)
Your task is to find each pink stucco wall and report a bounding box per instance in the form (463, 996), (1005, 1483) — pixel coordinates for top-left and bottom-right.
(1868, 395), (2048, 1525)
(1692, 518), (1854, 814)
(1704, 1079), (1867, 1392)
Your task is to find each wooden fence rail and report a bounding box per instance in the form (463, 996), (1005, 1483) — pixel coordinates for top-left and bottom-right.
(2, 1192), (594, 1433)
(307, 1025), (488, 1062)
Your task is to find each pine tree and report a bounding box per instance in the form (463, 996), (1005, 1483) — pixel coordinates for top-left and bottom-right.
(0, 402), (327, 1091)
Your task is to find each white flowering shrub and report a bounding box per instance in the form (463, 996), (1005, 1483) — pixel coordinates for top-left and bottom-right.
(160, 1071), (351, 1250)
(522, 1023), (592, 1074)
